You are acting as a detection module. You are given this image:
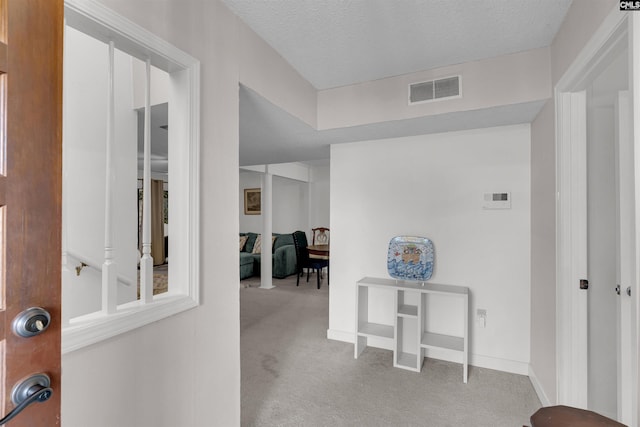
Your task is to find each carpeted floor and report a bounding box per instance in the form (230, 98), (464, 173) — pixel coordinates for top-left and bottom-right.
(240, 274), (541, 426)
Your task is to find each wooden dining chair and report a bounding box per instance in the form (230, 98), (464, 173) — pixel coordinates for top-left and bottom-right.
(311, 227), (329, 247)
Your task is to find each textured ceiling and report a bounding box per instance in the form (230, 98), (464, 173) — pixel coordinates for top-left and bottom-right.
(225, 0), (573, 165)
(224, 0), (573, 90)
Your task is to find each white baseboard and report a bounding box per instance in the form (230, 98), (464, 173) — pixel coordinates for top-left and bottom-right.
(528, 365), (552, 406)
(327, 328), (529, 375)
(470, 353), (529, 375)
(326, 328), (353, 343)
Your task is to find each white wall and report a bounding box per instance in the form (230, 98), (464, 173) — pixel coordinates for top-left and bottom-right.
(132, 58), (170, 109)
(239, 162), (329, 237)
(329, 125), (531, 374)
(550, 0), (619, 84)
(585, 47), (628, 419)
(58, 0), (622, 423)
(318, 47), (551, 130)
(238, 21), (317, 128)
(528, 0), (617, 405)
(62, 1), (244, 425)
(239, 171), (310, 234)
(309, 162), (330, 230)
(63, 26), (138, 317)
(529, 100), (557, 404)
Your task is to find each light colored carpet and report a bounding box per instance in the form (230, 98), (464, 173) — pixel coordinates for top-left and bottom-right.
(240, 274), (540, 427)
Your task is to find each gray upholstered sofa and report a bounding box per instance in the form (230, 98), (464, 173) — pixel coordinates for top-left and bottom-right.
(240, 232), (297, 280)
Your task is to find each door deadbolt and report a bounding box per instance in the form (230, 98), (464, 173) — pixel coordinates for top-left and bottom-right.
(615, 285), (621, 295)
(627, 287), (632, 297)
(12, 307), (51, 338)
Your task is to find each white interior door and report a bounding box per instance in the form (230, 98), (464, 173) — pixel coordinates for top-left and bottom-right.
(629, 13), (640, 426)
(615, 90), (634, 426)
(563, 60), (634, 425)
(560, 90), (590, 407)
(584, 56), (635, 424)
(585, 75), (635, 427)
(556, 90), (589, 408)
(556, 12), (638, 423)
(584, 42), (630, 418)
(586, 94), (618, 420)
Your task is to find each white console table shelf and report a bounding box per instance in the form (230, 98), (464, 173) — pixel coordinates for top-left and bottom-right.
(354, 276), (469, 383)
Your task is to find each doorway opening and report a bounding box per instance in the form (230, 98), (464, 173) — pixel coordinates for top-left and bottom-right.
(555, 12), (637, 425)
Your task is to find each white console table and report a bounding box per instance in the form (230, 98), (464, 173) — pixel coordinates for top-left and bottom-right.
(354, 276), (469, 383)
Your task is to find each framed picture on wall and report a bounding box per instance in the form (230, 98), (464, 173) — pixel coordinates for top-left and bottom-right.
(244, 188), (261, 215)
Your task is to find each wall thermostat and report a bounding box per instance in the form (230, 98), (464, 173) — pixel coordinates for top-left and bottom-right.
(483, 192), (511, 209)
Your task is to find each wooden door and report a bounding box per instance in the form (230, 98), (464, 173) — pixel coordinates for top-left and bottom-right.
(0, 0), (63, 425)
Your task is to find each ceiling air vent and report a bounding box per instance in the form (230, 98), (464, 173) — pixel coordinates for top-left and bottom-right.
(409, 75), (461, 104)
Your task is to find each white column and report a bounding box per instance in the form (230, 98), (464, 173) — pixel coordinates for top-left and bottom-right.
(102, 40), (117, 314)
(139, 58), (154, 303)
(260, 167), (274, 289)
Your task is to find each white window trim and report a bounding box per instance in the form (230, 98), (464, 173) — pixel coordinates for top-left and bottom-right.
(62, 0), (200, 354)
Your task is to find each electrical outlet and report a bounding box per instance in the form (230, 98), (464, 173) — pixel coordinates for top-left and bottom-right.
(476, 309), (487, 328)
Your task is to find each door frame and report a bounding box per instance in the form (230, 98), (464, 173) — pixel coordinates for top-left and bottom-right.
(555, 8), (637, 422)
